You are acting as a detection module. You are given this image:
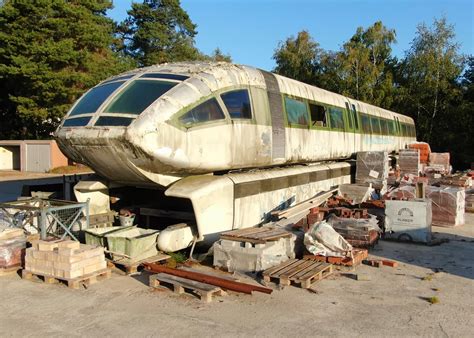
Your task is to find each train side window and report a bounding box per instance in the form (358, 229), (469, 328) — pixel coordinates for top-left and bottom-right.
(344, 103), (354, 129)
(220, 90), (252, 119)
(179, 98), (225, 126)
(351, 104), (359, 130)
(370, 116), (381, 134)
(388, 120), (396, 135)
(380, 119), (389, 135)
(284, 97), (309, 126)
(361, 114), (372, 133)
(328, 107), (345, 130)
(309, 103), (328, 127)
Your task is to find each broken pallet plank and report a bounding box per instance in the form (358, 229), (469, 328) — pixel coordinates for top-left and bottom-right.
(149, 273), (225, 303)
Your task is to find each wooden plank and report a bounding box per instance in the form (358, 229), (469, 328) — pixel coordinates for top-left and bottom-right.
(290, 261), (324, 280)
(262, 258), (299, 277)
(222, 227), (271, 237)
(249, 228), (290, 240)
(298, 262), (332, 281)
(279, 259), (316, 279)
(219, 235), (266, 244)
(178, 266), (239, 282)
(271, 260), (306, 278)
(277, 189), (337, 219)
(152, 273), (220, 293)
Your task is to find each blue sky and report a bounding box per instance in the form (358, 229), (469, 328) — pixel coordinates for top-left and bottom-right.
(108, 0), (473, 71)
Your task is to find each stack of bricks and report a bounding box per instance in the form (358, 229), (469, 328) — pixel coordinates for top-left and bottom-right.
(427, 186), (465, 227)
(355, 151), (389, 191)
(429, 152), (450, 174)
(399, 149), (421, 176)
(25, 240), (106, 279)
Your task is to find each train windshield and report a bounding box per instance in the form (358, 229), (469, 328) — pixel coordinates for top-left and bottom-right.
(103, 80), (177, 115)
(69, 81), (124, 116)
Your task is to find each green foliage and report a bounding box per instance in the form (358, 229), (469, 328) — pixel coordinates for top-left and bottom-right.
(0, 0), (130, 138)
(273, 18), (472, 168)
(395, 17), (464, 144)
(273, 30), (322, 85)
(202, 47), (232, 63)
(117, 0), (200, 66)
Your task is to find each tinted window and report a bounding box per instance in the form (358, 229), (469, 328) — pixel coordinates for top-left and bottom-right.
(380, 119), (389, 135)
(329, 107), (345, 130)
(62, 117), (91, 127)
(179, 98), (225, 126)
(221, 90), (252, 119)
(140, 73), (189, 81)
(100, 75), (134, 85)
(104, 80), (176, 115)
(285, 97), (309, 126)
(95, 117), (134, 127)
(69, 82), (123, 116)
(370, 116), (381, 134)
(309, 103), (328, 127)
(361, 114), (372, 133)
(388, 120), (396, 135)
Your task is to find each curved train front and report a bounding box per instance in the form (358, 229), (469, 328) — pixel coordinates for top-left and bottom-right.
(55, 61), (416, 252)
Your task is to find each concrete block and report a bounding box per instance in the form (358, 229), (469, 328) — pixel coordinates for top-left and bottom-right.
(213, 235), (296, 273)
(57, 240), (80, 250)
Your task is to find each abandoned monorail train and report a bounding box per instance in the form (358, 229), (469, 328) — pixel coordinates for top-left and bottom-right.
(55, 62), (416, 251)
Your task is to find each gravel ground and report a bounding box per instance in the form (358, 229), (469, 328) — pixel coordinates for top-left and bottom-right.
(1, 214), (473, 337)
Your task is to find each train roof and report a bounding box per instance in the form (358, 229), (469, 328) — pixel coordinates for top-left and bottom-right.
(98, 61), (414, 124)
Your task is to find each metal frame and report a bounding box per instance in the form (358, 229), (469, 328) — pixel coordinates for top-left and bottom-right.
(0, 198), (89, 241)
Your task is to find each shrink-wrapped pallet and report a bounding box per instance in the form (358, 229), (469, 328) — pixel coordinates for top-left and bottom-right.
(399, 149), (421, 176)
(0, 228), (26, 269)
(426, 186), (465, 227)
(429, 153), (450, 174)
(408, 142), (431, 164)
(355, 151), (389, 191)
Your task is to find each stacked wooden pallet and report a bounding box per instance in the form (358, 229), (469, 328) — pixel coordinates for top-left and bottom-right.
(23, 239), (110, 288)
(220, 226), (292, 244)
(262, 258), (333, 289)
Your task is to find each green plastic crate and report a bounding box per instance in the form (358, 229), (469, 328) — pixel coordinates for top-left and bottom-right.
(84, 226), (133, 248)
(105, 227), (160, 262)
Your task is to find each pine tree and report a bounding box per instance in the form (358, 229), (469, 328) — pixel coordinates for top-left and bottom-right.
(117, 0), (200, 66)
(0, 0), (128, 138)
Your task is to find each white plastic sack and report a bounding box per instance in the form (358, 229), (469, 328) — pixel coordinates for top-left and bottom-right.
(304, 221), (352, 257)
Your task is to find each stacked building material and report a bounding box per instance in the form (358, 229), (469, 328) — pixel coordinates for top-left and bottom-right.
(429, 152), (450, 174)
(399, 149), (421, 176)
(355, 151), (389, 191)
(466, 189), (474, 213)
(384, 185), (416, 200)
(326, 215), (380, 248)
(408, 142), (431, 164)
(25, 240), (107, 279)
(427, 187), (465, 227)
(384, 199), (432, 243)
(213, 226), (296, 272)
(0, 228), (26, 271)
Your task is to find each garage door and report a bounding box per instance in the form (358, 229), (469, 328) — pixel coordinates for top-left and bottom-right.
(26, 144), (51, 172)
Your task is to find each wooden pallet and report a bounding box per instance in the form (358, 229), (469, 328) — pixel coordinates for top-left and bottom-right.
(304, 249), (368, 267)
(220, 226), (292, 244)
(149, 272), (225, 303)
(108, 253), (170, 274)
(21, 268), (111, 289)
(262, 259), (333, 289)
(0, 265), (21, 276)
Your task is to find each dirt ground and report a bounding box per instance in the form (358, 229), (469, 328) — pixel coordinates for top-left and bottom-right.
(1, 215), (473, 337)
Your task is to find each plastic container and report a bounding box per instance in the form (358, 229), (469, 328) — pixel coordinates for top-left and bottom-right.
(84, 226), (133, 247)
(105, 227), (159, 262)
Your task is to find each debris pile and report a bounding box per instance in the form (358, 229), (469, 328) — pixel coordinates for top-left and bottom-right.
(0, 228), (26, 272)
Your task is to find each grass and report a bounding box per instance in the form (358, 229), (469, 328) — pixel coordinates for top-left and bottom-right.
(422, 274), (434, 281)
(166, 251), (188, 268)
(428, 296), (440, 304)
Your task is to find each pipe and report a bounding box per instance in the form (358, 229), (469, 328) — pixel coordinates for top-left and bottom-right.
(143, 262), (272, 295)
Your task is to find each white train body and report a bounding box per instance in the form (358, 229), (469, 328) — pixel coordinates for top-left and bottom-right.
(55, 62), (416, 251)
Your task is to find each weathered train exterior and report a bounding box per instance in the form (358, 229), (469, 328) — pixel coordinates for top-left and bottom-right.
(55, 62), (416, 251)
